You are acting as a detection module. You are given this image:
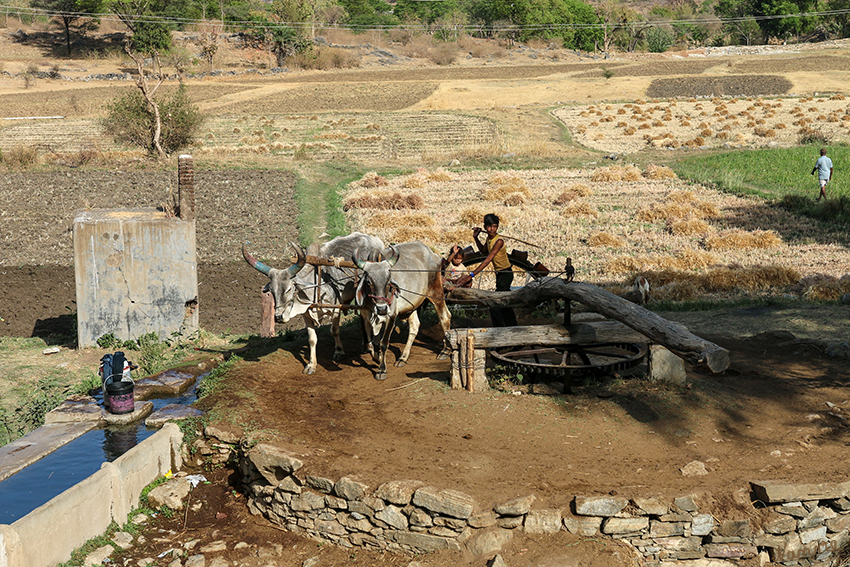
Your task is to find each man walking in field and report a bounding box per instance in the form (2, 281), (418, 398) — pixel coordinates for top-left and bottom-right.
(812, 147), (833, 201)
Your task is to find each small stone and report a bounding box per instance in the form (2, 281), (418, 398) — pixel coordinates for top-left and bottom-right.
(147, 478), (192, 510)
(633, 497), (668, 516)
(563, 515), (601, 536)
(524, 509), (562, 534)
(303, 557), (320, 567)
(680, 461), (708, 476)
(413, 486), (475, 519)
(468, 512), (498, 528)
(673, 494), (699, 512)
(200, 540), (227, 553)
(375, 480), (425, 505)
(574, 495), (629, 516)
(717, 519), (751, 537)
(112, 531), (134, 549)
(692, 514), (716, 536)
(494, 495), (535, 516)
(497, 515), (523, 529)
(305, 475), (335, 493)
(488, 554), (508, 567)
(335, 477), (369, 501)
(466, 528), (513, 557)
(234, 542), (249, 549)
(83, 545), (113, 567)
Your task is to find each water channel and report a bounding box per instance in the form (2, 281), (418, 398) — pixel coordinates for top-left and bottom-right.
(0, 378), (204, 524)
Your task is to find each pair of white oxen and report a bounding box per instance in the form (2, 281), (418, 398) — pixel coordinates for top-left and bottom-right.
(243, 232), (451, 381)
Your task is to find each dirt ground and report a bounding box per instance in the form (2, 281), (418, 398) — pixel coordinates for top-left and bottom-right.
(4, 25), (850, 567)
(100, 310), (850, 567)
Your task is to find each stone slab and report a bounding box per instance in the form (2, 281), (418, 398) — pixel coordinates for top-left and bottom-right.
(134, 370), (197, 401)
(145, 404), (203, 428)
(0, 422), (97, 482)
(751, 480), (850, 504)
(44, 395), (104, 424)
(103, 401), (154, 426)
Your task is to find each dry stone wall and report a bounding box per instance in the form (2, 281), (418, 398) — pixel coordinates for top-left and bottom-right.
(231, 439), (850, 565)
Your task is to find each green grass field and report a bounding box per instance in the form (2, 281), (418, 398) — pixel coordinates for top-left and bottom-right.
(672, 145), (849, 200)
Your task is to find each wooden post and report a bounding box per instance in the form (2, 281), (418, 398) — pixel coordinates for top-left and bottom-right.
(466, 330), (475, 392)
(450, 350), (462, 389)
(472, 349), (488, 392)
(260, 289), (275, 338)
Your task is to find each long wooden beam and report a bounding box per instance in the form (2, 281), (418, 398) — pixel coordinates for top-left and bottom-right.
(445, 321), (647, 349)
(448, 277), (729, 373)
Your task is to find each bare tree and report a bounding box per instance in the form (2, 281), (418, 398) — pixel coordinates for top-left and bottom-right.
(124, 42), (166, 159)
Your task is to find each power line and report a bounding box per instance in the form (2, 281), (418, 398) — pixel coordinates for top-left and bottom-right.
(2, 3), (849, 34)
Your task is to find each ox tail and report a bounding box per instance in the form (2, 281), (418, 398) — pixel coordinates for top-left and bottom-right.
(242, 241), (273, 275)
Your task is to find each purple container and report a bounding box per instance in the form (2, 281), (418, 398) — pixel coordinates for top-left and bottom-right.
(105, 380), (135, 414)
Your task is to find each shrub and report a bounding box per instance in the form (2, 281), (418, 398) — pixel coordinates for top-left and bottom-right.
(797, 127), (832, 145)
(102, 85), (204, 155)
(646, 27), (675, 53)
(3, 145), (39, 168)
(427, 44), (457, 66)
(291, 47), (359, 70)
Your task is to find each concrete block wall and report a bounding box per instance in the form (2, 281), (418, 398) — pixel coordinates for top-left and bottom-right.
(236, 440), (850, 565)
(0, 423), (182, 567)
(73, 209), (198, 348)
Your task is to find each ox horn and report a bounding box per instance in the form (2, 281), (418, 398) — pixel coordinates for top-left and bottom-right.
(242, 241), (272, 275)
(386, 246), (399, 267)
(288, 241), (306, 276)
(354, 250), (368, 270)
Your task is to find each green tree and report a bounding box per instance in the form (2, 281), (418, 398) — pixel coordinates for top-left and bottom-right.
(824, 0), (850, 37)
(31, 0), (104, 56)
(338, 0), (399, 29)
(105, 0), (173, 52)
(394, 0), (461, 24)
(469, 0), (600, 50)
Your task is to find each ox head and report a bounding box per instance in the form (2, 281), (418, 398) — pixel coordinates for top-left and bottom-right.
(355, 246), (400, 322)
(243, 241), (307, 322)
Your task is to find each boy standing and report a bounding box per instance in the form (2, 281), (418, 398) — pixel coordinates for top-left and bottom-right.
(455, 214), (517, 327)
(812, 148), (833, 201)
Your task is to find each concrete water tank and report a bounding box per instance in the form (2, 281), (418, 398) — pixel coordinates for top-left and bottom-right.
(73, 156), (198, 348)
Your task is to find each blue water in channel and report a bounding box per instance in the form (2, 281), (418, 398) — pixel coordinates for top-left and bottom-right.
(0, 378), (203, 524)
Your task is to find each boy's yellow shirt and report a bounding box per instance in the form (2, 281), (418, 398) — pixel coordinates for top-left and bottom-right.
(486, 234), (511, 271)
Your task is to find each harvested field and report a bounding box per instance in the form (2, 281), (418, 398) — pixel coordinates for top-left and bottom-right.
(554, 95), (850, 153)
(344, 167), (850, 300)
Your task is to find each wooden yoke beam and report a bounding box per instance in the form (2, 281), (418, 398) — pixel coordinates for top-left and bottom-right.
(295, 255), (359, 269)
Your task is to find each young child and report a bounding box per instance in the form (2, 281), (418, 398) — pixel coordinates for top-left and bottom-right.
(442, 244), (472, 289)
(454, 214), (518, 327)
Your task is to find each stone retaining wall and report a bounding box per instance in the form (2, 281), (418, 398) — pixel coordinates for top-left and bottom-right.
(236, 439), (850, 566)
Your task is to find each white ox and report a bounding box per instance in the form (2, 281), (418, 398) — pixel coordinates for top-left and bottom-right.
(243, 232), (385, 374)
(355, 241), (452, 381)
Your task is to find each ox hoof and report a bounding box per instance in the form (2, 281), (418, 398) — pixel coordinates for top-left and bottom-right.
(303, 367), (315, 375)
(333, 351), (344, 362)
(395, 360), (407, 368)
(436, 353), (450, 361)
(375, 372), (388, 381)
